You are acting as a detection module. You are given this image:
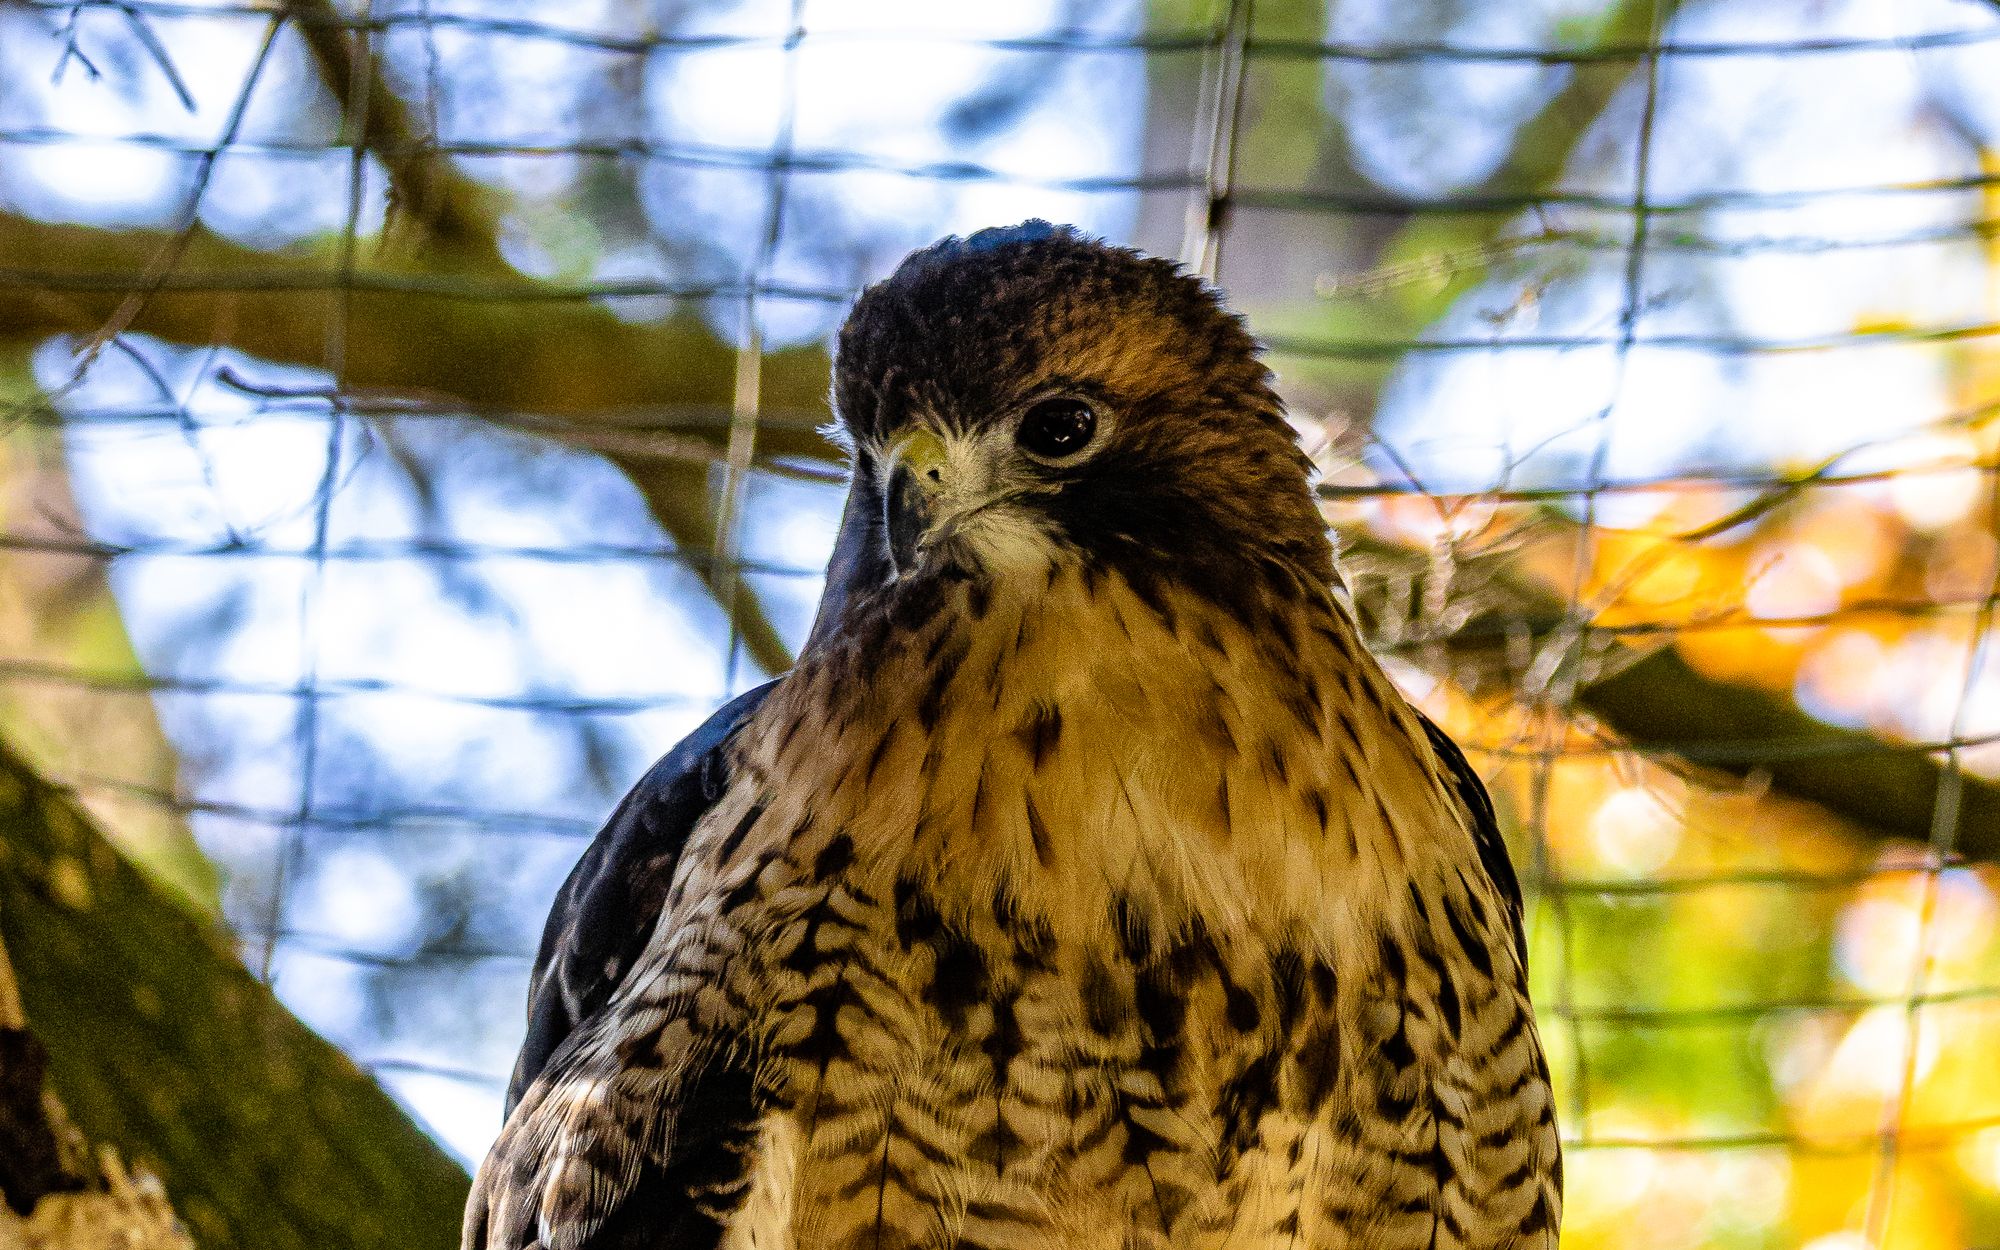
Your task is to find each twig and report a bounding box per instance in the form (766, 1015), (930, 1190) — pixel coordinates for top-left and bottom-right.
(110, 0), (196, 112)
(280, 0), (503, 263)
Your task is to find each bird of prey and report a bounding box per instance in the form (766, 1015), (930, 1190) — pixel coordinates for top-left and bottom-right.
(466, 222), (1560, 1250)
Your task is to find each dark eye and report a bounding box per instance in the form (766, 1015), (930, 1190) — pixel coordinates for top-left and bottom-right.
(1017, 398), (1097, 460)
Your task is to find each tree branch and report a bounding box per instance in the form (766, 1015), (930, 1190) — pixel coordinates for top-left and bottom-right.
(0, 737), (468, 1249)
(1342, 534), (2000, 855)
(0, 213), (807, 675)
(1461, 0), (1688, 207)
(280, 0), (504, 266)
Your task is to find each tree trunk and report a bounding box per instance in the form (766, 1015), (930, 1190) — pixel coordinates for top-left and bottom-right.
(0, 739), (468, 1250)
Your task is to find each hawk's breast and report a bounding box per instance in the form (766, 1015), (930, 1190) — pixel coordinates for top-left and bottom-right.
(675, 557), (1556, 1250)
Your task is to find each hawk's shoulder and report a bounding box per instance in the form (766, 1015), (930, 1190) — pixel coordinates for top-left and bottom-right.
(508, 680), (778, 1110)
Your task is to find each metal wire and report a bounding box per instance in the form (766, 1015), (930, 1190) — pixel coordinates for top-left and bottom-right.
(7, 0), (2000, 1236)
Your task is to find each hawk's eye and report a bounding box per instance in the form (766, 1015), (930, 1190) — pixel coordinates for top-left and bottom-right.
(1017, 398), (1097, 461)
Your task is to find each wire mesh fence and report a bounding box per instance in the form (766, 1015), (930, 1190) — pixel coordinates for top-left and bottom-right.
(4, 0), (2000, 1244)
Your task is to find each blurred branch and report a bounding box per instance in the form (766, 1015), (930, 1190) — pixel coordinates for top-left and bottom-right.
(0, 735), (469, 1249)
(1241, 0), (1696, 417)
(1464, 0), (1688, 207)
(0, 213), (806, 674)
(1322, 0), (2000, 847)
(1343, 534), (2000, 857)
(280, 0), (503, 266)
(4, 209), (1989, 852)
(0, 219), (828, 437)
(105, 1), (198, 113)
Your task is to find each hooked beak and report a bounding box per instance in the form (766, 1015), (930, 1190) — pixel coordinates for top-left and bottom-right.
(883, 429), (949, 577)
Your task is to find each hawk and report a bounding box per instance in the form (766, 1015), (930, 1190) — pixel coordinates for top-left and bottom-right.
(465, 222), (1560, 1250)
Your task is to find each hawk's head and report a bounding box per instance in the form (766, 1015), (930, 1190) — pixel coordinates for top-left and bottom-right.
(812, 222), (1331, 643)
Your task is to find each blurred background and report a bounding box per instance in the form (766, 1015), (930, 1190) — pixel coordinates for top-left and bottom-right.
(3, 0), (2000, 1245)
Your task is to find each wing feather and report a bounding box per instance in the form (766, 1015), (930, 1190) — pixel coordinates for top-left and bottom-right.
(1417, 711), (1529, 973)
(469, 681), (778, 1250)
(508, 681), (778, 1109)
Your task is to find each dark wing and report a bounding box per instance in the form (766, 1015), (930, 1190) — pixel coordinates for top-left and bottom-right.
(507, 679), (779, 1111)
(468, 681), (781, 1250)
(1417, 711), (1528, 974)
